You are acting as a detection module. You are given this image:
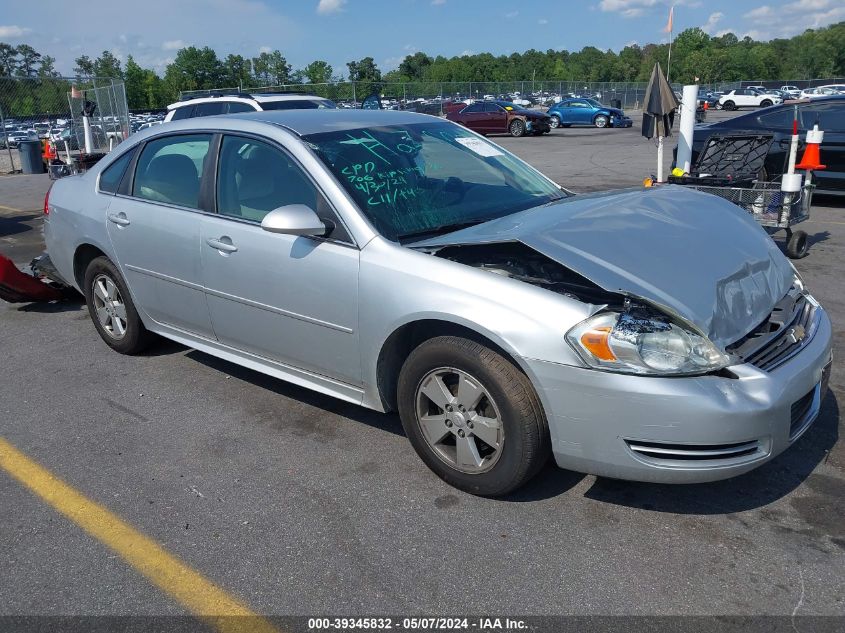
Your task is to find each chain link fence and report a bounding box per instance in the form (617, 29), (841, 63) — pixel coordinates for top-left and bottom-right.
(1, 76), (127, 173)
(184, 77), (844, 114)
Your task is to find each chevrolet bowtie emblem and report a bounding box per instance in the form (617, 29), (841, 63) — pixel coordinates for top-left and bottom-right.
(786, 325), (806, 344)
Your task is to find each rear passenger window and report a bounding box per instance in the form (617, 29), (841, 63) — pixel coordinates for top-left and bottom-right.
(226, 102), (256, 113)
(132, 134), (212, 209)
(169, 105), (195, 120)
(98, 146), (137, 194)
(194, 102), (226, 117)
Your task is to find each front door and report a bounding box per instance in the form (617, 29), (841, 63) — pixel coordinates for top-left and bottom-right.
(200, 134), (361, 385)
(106, 133), (215, 338)
(483, 103), (509, 133)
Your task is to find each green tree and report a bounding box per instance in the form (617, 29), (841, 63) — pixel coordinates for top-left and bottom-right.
(163, 46), (223, 99)
(74, 55), (95, 77)
(302, 60), (333, 84)
(37, 55), (60, 78)
(0, 43), (18, 76)
(15, 44), (41, 77)
(223, 54), (251, 89)
(93, 50), (123, 79)
(398, 52), (433, 81)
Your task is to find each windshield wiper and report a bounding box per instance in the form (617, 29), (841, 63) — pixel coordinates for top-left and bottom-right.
(398, 219), (490, 243)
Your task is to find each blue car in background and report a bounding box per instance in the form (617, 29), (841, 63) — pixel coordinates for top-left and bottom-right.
(547, 98), (632, 129)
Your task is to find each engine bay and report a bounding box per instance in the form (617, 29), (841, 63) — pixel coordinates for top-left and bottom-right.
(428, 241), (623, 306)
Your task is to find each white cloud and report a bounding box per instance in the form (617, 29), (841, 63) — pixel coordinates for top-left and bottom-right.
(538, 18), (549, 24)
(317, 0), (346, 14)
(431, 0), (447, 5)
(0, 25), (31, 38)
(505, 10), (519, 18)
(259, 45), (273, 54)
(742, 0), (845, 39)
(702, 11), (723, 33)
(161, 39), (186, 50)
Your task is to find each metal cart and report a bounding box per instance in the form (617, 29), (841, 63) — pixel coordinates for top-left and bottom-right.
(681, 180), (813, 259)
(669, 133), (814, 259)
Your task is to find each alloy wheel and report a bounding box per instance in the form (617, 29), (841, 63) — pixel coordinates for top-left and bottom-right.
(415, 367), (504, 474)
(549, 115), (560, 129)
(92, 274), (128, 339)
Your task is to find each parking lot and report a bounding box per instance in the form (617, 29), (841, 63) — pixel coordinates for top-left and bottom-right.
(1, 111), (843, 625)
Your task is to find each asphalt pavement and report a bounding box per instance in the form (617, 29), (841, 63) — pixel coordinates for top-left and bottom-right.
(0, 112), (843, 624)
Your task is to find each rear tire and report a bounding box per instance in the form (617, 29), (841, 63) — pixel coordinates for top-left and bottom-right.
(397, 336), (550, 496)
(549, 115), (560, 129)
(509, 119), (526, 137)
(84, 256), (154, 354)
(786, 230), (809, 259)
(723, 100), (735, 111)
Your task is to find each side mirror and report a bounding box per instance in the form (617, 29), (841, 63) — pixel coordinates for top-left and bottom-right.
(260, 205), (326, 237)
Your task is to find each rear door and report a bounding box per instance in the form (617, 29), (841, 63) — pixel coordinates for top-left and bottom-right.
(106, 133), (215, 337)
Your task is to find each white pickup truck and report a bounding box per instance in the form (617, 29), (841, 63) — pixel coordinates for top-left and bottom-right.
(718, 88), (783, 110)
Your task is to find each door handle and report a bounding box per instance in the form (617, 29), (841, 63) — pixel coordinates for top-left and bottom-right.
(107, 212), (130, 226)
(206, 237), (238, 253)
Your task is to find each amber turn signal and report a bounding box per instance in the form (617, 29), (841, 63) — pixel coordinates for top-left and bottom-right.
(580, 326), (617, 361)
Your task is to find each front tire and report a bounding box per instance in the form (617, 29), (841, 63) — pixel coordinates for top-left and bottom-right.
(760, 99), (772, 107)
(594, 114), (609, 128)
(397, 336), (550, 496)
(509, 119), (526, 137)
(84, 257), (153, 354)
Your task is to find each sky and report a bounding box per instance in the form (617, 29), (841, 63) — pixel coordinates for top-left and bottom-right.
(1, 0), (843, 77)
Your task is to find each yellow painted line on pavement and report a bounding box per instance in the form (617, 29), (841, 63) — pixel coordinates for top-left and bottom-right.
(0, 437), (280, 633)
(0, 203), (31, 213)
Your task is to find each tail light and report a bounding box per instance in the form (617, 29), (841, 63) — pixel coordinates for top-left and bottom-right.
(43, 185), (52, 216)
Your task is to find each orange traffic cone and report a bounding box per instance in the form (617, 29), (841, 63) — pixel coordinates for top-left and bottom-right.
(795, 124), (826, 171)
(43, 140), (57, 161)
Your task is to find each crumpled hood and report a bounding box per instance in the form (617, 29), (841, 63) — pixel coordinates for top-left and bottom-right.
(415, 185), (794, 349)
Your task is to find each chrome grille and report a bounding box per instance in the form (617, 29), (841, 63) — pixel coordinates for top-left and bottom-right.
(625, 439), (762, 467)
(728, 290), (818, 371)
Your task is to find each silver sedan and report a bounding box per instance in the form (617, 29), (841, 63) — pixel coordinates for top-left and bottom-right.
(43, 110), (833, 495)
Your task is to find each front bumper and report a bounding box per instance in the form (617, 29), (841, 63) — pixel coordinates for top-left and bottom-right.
(611, 116), (633, 128)
(526, 119), (551, 133)
(524, 306), (833, 483)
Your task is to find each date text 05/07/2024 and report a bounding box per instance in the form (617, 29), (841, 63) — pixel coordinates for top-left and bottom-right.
(307, 617), (528, 631)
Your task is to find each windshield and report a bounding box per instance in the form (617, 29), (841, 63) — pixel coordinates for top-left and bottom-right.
(304, 121), (565, 242)
(585, 98), (604, 108)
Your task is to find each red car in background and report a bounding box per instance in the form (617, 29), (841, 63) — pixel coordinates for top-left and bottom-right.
(446, 100), (552, 137)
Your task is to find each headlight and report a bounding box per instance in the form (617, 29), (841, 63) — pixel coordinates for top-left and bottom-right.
(566, 306), (729, 376)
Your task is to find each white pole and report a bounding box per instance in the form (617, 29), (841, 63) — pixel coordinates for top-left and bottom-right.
(657, 136), (665, 183)
(676, 84), (699, 173)
(82, 116), (94, 154)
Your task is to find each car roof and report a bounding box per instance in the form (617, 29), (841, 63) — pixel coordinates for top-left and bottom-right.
(167, 93), (329, 110)
(225, 108), (440, 136)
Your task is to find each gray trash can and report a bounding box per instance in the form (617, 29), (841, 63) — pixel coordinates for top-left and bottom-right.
(18, 139), (46, 174)
(611, 98), (622, 109)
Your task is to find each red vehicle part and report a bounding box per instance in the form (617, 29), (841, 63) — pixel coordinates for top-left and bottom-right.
(0, 254), (64, 303)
